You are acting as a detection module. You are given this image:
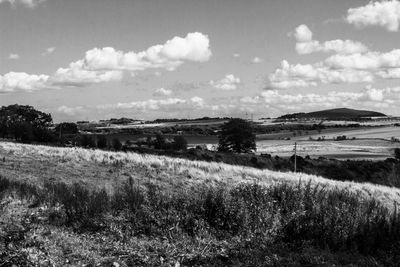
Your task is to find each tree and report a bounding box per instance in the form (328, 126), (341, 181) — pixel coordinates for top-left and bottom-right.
(0, 104), (53, 142)
(154, 133), (166, 149)
(80, 135), (96, 148)
(55, 123), (78, 135)
(97, 135), (108, 149)
(395, 148), (400, 160)
(172, 136), (188, 150)
(218, 118), (256, 153)
(112, 138), (122, 151)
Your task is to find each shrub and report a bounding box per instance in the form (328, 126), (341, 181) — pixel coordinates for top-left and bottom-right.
(395, 148), (400, 160)
(172, 136), (188, 151)
(97, 135), (108, 149)
(112, 138), (122, 151)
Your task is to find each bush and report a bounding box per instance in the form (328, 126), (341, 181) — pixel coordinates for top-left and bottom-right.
(80, 135), (96, 148)
(97, 135), (108, 149)
(395, 148), (400, 160)
(172, 136), (187, 150)
(154, 133), (166, 149)
(112, 138), (122, 151)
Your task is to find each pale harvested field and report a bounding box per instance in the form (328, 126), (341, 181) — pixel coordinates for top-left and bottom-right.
(1, 141), (400, 211)
(257, 139), (398, 160)
(296, 126), (400, 141)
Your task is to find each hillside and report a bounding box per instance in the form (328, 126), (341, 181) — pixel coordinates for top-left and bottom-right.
(2, 141), (400, 266)
(0, 141), (398, 209)
(278, 108), (387, 120)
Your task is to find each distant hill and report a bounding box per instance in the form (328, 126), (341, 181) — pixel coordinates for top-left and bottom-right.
(277, 108), (387, 120)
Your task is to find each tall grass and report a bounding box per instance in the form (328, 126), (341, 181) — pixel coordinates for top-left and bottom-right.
(2, 174), (400, 262)
(1, 141), (400, 211)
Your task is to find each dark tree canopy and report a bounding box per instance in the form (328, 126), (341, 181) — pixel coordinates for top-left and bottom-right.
(395, 148), (400, 160)
(0, 104), (54, 143)
(97, 135), (108, 149)
(172, 135), (188, 151)
(55, 122), (79, 135)
(218, 118), (256, 153)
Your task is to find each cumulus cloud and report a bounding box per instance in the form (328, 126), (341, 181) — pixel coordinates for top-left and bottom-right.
(377, 68), (400, 79)
(294, 24), (368, 55)
(268, 60), (374, 88)
(190, 96), (205, 108)
(257, 86), (400, 112)
(347, 0), (400, 32)
(325, 49), (400, 70)
(294, 24), (313, 42)
(8, 54), (20, 60)
(57, 105), (84, 116)
(50, 60), (123, 86)
(0, 0), (46, 8)
(42, 47), (56, 56)
(252, 57), (262, 63)
(153, 87), (172, 96)
(0, 32), (211, 91)
(210, 74), (241, 90)
(0, 72), (50, 93)
(98, 96), (205, 113)
(80, 32), (211, 72)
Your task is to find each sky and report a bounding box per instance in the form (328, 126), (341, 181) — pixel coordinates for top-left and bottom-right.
(1, 0), (400, 122)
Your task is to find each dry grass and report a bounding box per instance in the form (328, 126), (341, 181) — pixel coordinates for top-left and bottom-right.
(1, 141), (400, 210)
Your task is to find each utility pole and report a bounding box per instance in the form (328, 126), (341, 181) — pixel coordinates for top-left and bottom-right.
(294, 142), (297, 173)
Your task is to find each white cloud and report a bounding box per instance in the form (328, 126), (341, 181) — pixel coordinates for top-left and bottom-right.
(377, 68), (400, 79)
(294, 24), (313, 42)
(153, 87), (172, 96)
(50, 60), (123, 86)
(294, 24), (368, 55)
(0, 0), (46, 8)
(81, 32), (211, 72)
(98, 97), (205, 113)
(57, 105), (84, 116)
(325, 49), (400, 70)
(0, 72), (50, 93)
(50, 32), (211, 87)
(42, 47), (56, 56)
(233, 53), (240, 58)
(268, 60), (374, 88)
(8, 54), (20, 60)
(252, 57), (262, 63)
(258, 86), (400, 111)
(210, 74), (241, 90)
(347, 0), (400, 32)
(190, 96), (205, 108)
(0, 32), (211, 91)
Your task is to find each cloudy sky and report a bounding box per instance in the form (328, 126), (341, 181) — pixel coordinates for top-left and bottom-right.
(1, 0), (400, 121)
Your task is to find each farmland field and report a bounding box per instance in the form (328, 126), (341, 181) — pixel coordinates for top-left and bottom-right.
(257, 139), (398, 160)
(187, 125), (400, 160)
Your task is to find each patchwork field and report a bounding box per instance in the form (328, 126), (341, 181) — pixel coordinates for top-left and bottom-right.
(257, 139), (398, 160)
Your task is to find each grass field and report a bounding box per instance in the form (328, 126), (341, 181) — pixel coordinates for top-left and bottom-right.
(1, 141), (399, 209)
(2, 141), (400, 265)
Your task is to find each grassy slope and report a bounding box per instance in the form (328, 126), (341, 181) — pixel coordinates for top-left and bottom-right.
(1, 141), (399, 210)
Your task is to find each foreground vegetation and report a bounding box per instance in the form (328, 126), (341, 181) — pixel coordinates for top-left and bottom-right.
(2, 175), (400, 266)
(2, 141), (400, 265)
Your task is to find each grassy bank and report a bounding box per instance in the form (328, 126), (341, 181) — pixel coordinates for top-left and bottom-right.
(1, 141), (400, 210)
(1, 175), (400, 266)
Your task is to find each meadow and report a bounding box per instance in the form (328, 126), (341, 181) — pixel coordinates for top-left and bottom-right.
(2, 141), (400, 266)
